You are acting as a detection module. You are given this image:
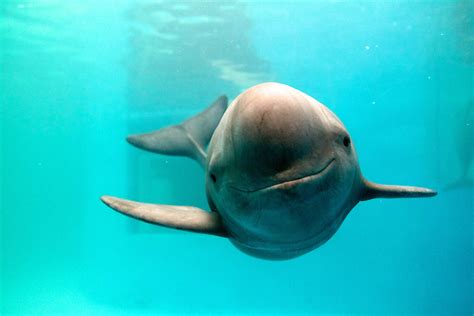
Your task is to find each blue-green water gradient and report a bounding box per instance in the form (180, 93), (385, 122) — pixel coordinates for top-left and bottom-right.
(1, 1), (472, 314)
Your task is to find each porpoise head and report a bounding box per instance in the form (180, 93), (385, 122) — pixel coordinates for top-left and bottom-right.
(205, 83), (432, 259)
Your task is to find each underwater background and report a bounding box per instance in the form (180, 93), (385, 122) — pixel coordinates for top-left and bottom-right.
(1, 0), (472, 315)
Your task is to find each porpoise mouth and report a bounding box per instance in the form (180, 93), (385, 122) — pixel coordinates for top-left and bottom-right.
(229, 158), (335, 194)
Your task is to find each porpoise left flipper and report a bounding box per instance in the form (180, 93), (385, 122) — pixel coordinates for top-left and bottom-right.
(101, 196), (228, 237)
(361, 179), (437, 200)
(127, 95), (228, 167)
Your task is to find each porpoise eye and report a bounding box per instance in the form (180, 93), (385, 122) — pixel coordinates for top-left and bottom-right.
(343, 136), (351, 147)
(210, 173), (217, 183)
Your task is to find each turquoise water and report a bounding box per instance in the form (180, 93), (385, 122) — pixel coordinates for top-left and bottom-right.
(1, 0), (472, 314)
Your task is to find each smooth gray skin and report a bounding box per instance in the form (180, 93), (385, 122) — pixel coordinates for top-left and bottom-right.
(101, 82), (437, 260)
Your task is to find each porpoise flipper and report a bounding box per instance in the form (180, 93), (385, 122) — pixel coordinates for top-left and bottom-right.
(127, 95), (228, 167)
(101, 196), (228, 237)
(361, 179), (437, 201)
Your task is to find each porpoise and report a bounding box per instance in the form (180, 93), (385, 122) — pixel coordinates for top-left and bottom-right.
(101, 82), (437, 260)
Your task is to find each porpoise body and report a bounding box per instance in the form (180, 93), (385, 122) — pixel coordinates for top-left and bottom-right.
(101, 82), (436, 260)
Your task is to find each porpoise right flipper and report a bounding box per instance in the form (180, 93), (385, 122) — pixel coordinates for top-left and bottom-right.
(101, 195), (228, 237)
(361, 179), (437, 200)
(127, 95), (228, 167)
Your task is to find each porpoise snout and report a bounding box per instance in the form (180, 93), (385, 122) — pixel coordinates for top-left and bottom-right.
(229, 84), (332, 177)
